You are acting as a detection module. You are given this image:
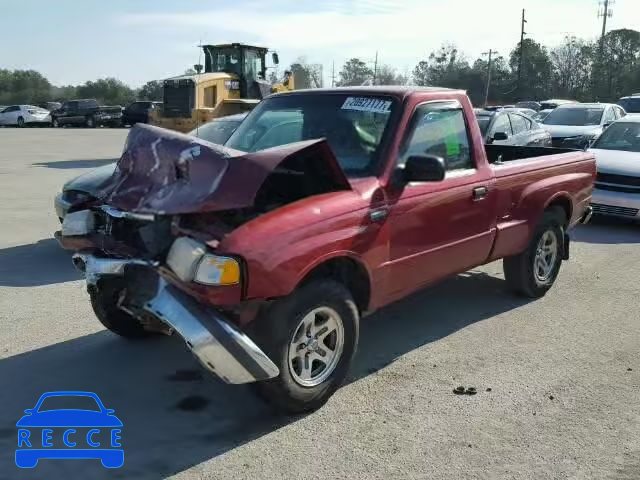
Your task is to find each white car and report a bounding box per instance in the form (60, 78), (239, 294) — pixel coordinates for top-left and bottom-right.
(0, 105), (51, 127)
(589, 116), (640, 220)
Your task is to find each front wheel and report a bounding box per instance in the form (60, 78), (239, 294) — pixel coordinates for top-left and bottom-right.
(503, 207), (566, 298)
(85, 115), (96, 128)
(249, 280), (359, 413)
(16, 116), (25, 127)
(52, 117), (59, 127)
(89, 281), (154, 339)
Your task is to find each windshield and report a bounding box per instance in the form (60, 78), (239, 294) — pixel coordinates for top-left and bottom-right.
(206, 47), (242, 76)
(591, 122), (640, 152)
(543, 107), (604, 126)
(38, 395), (101, 412)
(189, 119), (242, 144)
(225, 94), (397, 176)
(618, 98), (640, 114)
(476, 116), (492, 136)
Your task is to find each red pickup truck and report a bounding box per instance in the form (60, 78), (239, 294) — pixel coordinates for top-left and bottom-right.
(58, 87), (595, 413)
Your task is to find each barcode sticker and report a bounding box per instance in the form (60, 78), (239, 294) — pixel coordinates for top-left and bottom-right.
(341, 97), (392, 113)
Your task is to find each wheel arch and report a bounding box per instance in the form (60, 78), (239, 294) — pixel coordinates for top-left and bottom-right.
(296, 255), (372, 314)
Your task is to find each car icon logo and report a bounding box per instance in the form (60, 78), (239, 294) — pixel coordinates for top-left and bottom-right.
(15, 391), (123, 468)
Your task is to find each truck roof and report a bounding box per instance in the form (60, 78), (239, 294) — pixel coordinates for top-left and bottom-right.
(272, 85), (460, 99)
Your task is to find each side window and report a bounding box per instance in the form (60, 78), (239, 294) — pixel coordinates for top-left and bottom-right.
(203, 86), (217, 108)
(603, 107), (616, 124)
(6, 106), (20, 112)
(67, 101), (78, 110)
(491, 114), (512, 136)
(509, 114), (528, 134)
(401, 102), (474, 172)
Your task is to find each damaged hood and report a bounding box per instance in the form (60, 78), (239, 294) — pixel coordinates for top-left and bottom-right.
(98, 124), (351, 215)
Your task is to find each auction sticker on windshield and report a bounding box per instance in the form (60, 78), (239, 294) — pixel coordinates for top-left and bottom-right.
(342, 97), (392, 113)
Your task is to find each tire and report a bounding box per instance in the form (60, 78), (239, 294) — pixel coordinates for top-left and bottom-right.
(16, 116), (24, 127)
(85, 115), (96, 128)
(89, 280), (153, 339)
(248, 279), (359, 413)
(52, 117), (60, 128)
(503, 207), (566, 298)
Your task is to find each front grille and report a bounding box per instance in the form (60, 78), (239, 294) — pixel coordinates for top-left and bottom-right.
(94, 210), (173, 258)
(596, 172), (640, 186)
(591, 203), (639, 217)
(594, 183), (640, 194)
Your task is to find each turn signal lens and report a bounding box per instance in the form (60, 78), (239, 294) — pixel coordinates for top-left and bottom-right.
(195, 255), (240, 285)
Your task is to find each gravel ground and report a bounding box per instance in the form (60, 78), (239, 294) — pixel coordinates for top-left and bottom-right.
(0, 128), (638, 480)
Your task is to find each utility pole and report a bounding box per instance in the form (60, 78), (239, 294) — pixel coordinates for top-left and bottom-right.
(482, 49), (496, 107)
(598, 0), (613, 48)
(373, 51), (378, 85)
(516, 9), (527, 100)
(331, 60), (336, 87)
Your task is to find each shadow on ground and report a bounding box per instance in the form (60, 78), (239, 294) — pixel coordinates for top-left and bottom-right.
(31, 159), (117, 169)
(572, 216), (639, 245)
(0, 270), (529, 479)
(0, 238), (81, 287)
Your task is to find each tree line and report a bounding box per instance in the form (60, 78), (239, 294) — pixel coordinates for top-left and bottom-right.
(335, 28), (640, 105)
(0, 71), (163, 107)
(1, 28), (638, 107)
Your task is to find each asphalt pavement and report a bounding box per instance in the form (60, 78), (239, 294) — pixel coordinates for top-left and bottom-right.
(0, 128), (638, 480)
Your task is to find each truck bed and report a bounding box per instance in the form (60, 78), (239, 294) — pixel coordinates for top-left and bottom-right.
(485, 144), (579, 164)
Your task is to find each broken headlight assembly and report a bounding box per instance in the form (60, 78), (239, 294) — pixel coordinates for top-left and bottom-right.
(166, 237), (240, 286)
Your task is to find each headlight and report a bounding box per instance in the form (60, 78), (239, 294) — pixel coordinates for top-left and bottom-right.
(166, 237), (240, 285)
(194, 255), (240, 285)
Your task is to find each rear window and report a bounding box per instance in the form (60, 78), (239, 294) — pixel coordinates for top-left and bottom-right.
(476, 116), (492, 136)
(618, 98), (640, 114)
(543, 107), (604, 126)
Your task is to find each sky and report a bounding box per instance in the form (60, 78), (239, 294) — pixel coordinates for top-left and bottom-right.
(2, 0), (639, 87)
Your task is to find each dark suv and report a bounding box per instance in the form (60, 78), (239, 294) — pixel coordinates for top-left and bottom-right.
(51, 99), (123, 128)
(122, 101), (162, 126)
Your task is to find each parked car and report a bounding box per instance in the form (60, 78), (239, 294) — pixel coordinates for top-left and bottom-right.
(475, 108), (551, 146)
(539, 99), (577, 110)
(51, 99), (123, 128)
(533, 109), (554, 122)
(54, 113), (247, 220)
(541, 103), (626, 148)
(515, 101), (541, 112)
(122, 101), (162, 126)
(38, 101), (62, 112)
(617, 94), (640, 116)
(588, 116), (640, 220)
(0, 105), (51, 127)
(57, 87), (595, 413)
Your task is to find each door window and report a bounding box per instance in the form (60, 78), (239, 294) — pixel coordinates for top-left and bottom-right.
(400, 102), (474, 172)
(509, 114), (529, 134)
(491, 113), (512, 137)
(602, 107), (616, 124)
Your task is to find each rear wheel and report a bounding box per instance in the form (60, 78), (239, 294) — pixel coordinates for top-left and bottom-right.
(89, 281), (154, 339)
(16, 116), (24, 127)
(249, 280), (359, 413)
(52, 117), (60, 128)
(503, 207), (566, 298)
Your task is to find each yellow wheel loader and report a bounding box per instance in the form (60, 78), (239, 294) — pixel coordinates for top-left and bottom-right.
(150, 43), (294, 132)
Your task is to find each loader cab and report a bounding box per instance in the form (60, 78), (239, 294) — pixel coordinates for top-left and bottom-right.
(202, 43), (269, 99)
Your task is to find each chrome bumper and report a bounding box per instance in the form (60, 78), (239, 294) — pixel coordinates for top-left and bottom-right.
(54, 193), (71, 221)
(72, 254), (279, 384)
(580, 205), (593, 224)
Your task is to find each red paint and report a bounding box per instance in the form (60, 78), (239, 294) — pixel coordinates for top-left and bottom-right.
(217, 89), (595, 316)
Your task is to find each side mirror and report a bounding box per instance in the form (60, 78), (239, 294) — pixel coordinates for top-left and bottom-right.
(603, 122), (612, 128)
(404, 155), (445, 182)
(105, 409), (115, 414)
(492, 131), (509, 141)
(24, 409), (33, 414)
(272, 52), (279, 65)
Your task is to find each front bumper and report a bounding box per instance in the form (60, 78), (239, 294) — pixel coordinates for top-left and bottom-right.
(591, 188), (640, 219)
(54, 193), (71, 221)
(73, 253), (279, 384)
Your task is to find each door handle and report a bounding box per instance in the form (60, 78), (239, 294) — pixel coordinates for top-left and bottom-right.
(472, 186), (489, 200)
(369, 207), (389, 222)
